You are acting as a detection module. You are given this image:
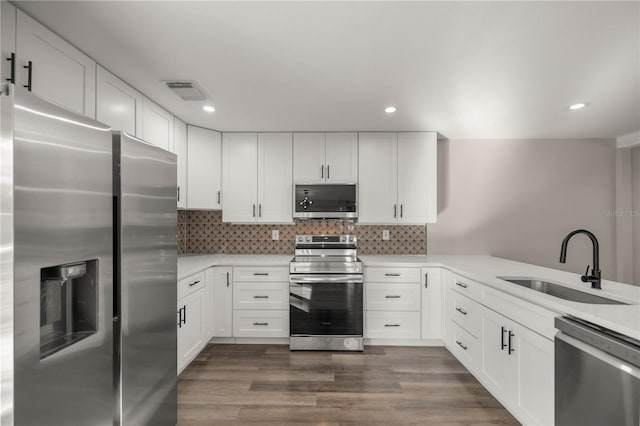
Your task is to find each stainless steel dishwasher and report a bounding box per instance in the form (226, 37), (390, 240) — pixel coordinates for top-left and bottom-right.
(555, 316), (640, 426)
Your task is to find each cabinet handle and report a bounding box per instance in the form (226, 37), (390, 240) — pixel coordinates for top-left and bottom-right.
(226, 272), (230, 287)
(253, 322), (269, 326)
(252, 204), (256, 217)
(6, 52), (15, 83)
(177, 308), (182, 328)
(327, 165), (330, 180)
(177, 186), (180, 202)
(183, 305), (186, 324)
(385, 273), (401, 277)
(253, 273), (269, 276)
(23, 60), (32, 92)
(385, 295), (401, 299)
(400, 204), (403, 218)
(217, 190), (221, 204)
(188, 280), (200, 287)
(384, 324), (400, 327)
(259, 204), (262, 218)
(501, 326), (507, 350)
(455, 340), (468, 351)
(508, 331), (515, 354)
(321, 165), (324, 179)
(393, 204), (397, 218)
(455, 281), (468, 289)
(455, 307), (467, 316)
(424, 273), (428, 288)
(253, 295), (269, 299)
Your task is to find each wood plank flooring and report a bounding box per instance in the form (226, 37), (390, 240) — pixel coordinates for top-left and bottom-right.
(178, 344), (520, 425)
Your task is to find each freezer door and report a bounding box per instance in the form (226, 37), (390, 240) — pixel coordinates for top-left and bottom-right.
(114, 131), (177, 425)
(12, 87), (114, 426)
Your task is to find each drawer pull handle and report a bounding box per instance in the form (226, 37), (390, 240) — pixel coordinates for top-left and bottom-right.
(508, 331), (515, 355)
(385, 295), (401, 299)
(385, 273), (401, 277)
(455, 282), (468, 289)
(455, 340), (468, 351)
(253, 273), (269, 276)
(253, 322), (269, 326)
(253, 295), (269, 299)
(455, 307), (468, 315)
(384, 324), (400, 327)
(188, 280), (201, 287)
(501, 326), (507, 350)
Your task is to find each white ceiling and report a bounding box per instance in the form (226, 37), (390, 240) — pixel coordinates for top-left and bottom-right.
(13, 1), (640, 139)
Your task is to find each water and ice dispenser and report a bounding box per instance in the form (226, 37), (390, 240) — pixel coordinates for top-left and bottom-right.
(39, 260), (98, 359)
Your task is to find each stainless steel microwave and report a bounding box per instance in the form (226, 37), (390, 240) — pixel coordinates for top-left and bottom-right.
(293, 184), (357, 219)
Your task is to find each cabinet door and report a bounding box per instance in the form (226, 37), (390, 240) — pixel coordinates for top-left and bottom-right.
(325, 132), (358, 183)
(96, 66), (142, 136)
(16, 10), (96, 118)
(141, 98), (174, 151)
(222, 133), (258, 222)
(210, 267), (233, 338)
(358, 133), (398, 224)
(258, 132), (293, 223)
(187, 125), (222, 209)
(397, 132), (437, 224)
(421, 267), (443, 339)
(480, 307), (517, 402)
(1, 2), (16, 84)
(174, 118), (188, 208)
(177, 289), (205, 373)
(293, 133), (325, 183)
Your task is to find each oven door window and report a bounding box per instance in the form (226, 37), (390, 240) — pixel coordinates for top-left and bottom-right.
(289, 282), (363, 336)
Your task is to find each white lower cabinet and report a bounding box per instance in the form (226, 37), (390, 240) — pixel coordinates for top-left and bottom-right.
(421, 267), (442, 339)
(210, 267), (233, 338)
(365, 311), (420, 339)
(177, 285), (206, 374)
(444, 272), (555, 426)
(232, 310), (289, 338)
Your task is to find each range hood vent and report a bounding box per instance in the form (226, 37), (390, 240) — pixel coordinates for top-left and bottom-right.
(165, 81), (207, 101)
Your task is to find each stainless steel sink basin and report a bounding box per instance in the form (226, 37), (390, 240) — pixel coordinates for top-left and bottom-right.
(496, 277), (628, 305)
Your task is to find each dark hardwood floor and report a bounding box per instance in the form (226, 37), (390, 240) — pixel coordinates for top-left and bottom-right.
(178, 344), (520, 425)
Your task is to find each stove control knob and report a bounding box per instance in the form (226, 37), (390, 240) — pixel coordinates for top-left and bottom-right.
(297, 236), (303, 243)
(340, 236), (346, 242)
(306, 236), (312, 242)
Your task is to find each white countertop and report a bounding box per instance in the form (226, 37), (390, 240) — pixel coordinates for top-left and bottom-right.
(178, 253), (640, 340)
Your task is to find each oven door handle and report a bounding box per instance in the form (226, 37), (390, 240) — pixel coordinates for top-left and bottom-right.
(289, 275), (364, 284)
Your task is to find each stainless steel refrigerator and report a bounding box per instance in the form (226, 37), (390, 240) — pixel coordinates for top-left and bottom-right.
(0, 84), (177, 425)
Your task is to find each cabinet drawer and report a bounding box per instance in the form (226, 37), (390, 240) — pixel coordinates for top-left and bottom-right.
(234, 266), (288, 282)
(232, 310), (289, 338)
(365, 311), (420, 339)
(365, 283), (421, 311)
(365, 267), (421, 283)
(450, 320), (479, 371)
(450, 273), (482, 301)
(178, 270), (206, 300)
(233, 282), (289, 310)
(451, 291), (481, 338)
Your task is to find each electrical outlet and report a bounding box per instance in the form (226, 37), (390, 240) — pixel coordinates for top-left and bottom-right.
(382, 230), (390, 240)
(272, 230), (279, 240)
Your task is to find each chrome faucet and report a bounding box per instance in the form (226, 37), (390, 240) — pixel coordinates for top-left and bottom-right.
(559, 229), (601, 289)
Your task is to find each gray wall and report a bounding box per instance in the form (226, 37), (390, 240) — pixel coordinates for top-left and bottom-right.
(428, 138), (619, 281)
(633, 147), (640, 284)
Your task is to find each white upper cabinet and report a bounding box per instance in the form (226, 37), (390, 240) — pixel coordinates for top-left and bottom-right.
(222, 133), (258, 223)
(222, 133), (292, 223)
(96, 66), (142, 136)
(257, 133), (293, 223)
(187, 125), (221, 210)
(174, 118), (188, 208)
(359, 132), (437, 224)
(293, 132), (357, 183)
(1, 2), (16, 84)
(16, 10), (96, 118)
(358, 133), (398, 223)
(141, 97), (174, 152)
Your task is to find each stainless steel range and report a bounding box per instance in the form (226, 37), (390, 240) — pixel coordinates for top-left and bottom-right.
(289, 235), (364, 351)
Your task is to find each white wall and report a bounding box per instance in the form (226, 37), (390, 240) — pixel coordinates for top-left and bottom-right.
(633, 147), (640, 284)
(428, 138), (620, 282)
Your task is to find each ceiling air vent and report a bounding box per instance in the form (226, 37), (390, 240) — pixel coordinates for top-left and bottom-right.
(165, 81), (207, 101)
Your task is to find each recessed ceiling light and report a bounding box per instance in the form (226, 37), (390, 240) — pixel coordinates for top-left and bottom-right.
(203, 105), (215, 112)
(569, 103), (586, 110)
(385, 106), (397, 113)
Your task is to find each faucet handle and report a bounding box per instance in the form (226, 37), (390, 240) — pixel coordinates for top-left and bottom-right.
(581, 265), (591, 282)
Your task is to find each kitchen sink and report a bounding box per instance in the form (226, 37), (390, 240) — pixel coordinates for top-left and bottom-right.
(496, 277), (628, 305)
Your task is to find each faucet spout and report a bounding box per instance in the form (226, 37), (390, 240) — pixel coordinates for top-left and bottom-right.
(559, 229), (601, 289)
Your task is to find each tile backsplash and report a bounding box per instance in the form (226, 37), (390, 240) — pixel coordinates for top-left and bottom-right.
(178, 210), (426, 255)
